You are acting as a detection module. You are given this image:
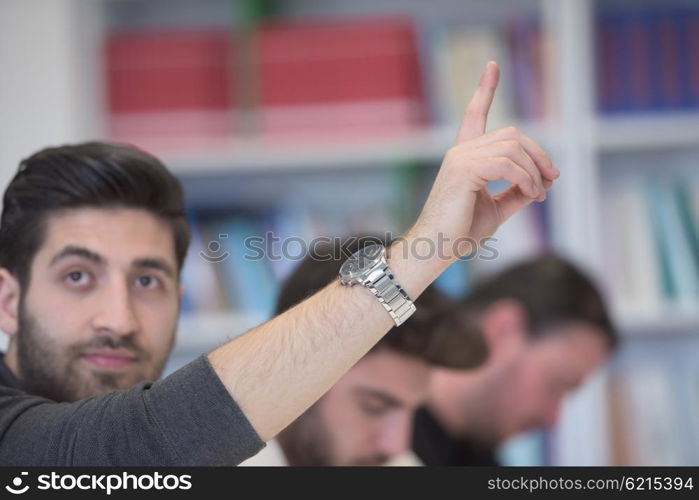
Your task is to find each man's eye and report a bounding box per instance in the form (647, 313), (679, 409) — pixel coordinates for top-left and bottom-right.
(360, 402), (388, 416)
(136, 275), (160, 289)
(65, 271), (90, 286)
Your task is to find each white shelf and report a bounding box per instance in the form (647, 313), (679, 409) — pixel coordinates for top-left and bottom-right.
(596, 113), (699, 152)
(145, 114), (699, 174)
(159, 122), (547, 175)
(174, 311), (266, 352)
(617, 311), (699, 338)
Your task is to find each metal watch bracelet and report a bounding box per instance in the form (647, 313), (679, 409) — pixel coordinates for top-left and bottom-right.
(366, 264), (416, 326)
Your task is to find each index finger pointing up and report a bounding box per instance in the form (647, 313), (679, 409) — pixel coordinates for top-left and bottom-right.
(455, 61), (500, 144)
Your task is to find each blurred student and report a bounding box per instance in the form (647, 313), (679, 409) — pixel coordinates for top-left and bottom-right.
(412, 255), (618, 465)
(242, 238), (476, 466)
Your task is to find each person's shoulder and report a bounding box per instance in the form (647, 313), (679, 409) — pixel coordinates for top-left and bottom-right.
(0, 385), (25, 397)
(238, 440), (282, 466)
(384, 452), (423, 466)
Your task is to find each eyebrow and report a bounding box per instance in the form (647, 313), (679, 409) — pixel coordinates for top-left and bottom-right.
(50, 245), (104, 267)
(353, 387), (404, 408)
(49, 245), (176, 279)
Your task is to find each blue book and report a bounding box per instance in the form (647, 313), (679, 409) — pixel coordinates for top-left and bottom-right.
(645, 180), (699, 306)
(617, 12), (636, 113)
(675, 11), (690, 109)
(674, 180), (699, 278)
(224, 216), (277, 318)
(652, 10), (685, 110)
(597, 13), (628, 113)
(690, 10), (699, 108)
(624, 12), (655, 111)
(645, 181), (677, 300)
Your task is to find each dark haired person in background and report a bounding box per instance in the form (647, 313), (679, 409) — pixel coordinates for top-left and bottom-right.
(0, 62), (560, 465)
(413, 255), (618, 466)
(243, 238), (476, 466)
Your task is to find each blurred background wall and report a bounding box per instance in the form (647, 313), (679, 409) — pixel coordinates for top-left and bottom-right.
(0, 0), (697, 466)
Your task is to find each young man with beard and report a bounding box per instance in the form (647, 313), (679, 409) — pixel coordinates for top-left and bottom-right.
(242, 239), (476, 466)
(0, 62), (560, 465)
(412, 255), (618, 465)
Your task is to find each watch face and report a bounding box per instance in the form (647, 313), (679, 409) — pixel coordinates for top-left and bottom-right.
(340, 244), (385, 281)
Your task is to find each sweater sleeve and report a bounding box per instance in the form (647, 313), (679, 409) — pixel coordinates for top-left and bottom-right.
(0, 355), (265, 466)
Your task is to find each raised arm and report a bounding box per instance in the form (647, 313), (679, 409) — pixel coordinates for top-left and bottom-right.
(208, 61), (559, 442)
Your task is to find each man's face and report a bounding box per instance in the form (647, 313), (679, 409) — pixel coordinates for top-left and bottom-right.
(279, 348), (431, 466)
(494, 325), (609, 440)
(9, 208), (181, 402)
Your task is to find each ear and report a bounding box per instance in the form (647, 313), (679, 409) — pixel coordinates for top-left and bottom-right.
(0, 268), (21, 338)
(479, 299), (528, 359)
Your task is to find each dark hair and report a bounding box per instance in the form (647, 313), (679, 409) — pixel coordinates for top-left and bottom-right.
(0, 141), (190, 288)
(457, 254), (618, 355)
(275, 235), (479, 369)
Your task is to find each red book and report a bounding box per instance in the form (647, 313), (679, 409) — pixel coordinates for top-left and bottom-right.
(107, 30), (234, 113)
(106, 30), (235, 149)
(256, 19), (427, 134)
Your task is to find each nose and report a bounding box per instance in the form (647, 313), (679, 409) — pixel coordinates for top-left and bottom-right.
(376, 414), (412, 458)
(91, 277), (139, 338)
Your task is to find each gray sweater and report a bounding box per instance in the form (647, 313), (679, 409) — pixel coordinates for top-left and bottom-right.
(0, 353), (265, 465)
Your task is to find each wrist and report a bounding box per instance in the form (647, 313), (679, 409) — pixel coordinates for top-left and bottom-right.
(385, 230), (453, 299)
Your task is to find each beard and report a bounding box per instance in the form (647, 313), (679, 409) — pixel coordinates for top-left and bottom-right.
(277, 402), (334, 466)
(277, 401), (390, 466)
(14, 299), (171, 403)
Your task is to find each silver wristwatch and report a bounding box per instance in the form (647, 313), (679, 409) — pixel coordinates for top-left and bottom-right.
(338, 243), (416, 326)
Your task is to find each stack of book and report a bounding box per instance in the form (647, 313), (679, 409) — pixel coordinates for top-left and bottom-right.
(106, 18), (428, 147)
(596, 6), (699, 113)
(602, 172), (699, 317)
(105, 16), (551, 149)
(180, 199), (401, 317)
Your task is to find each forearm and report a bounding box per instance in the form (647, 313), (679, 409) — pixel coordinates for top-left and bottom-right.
(207, 230), (446, 442)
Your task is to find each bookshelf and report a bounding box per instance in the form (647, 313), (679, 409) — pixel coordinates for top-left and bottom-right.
(0, 0), (697, 466)
(543, 0), (699, 467)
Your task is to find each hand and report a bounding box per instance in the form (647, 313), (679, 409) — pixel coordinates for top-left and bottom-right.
(411, 61), (559, 264)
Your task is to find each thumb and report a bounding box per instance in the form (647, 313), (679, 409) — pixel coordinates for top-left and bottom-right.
(455, 61), (500, 144)
(492, 184), (535, 223)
